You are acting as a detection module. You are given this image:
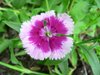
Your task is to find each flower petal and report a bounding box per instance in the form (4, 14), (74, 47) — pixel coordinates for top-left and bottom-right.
(58, 13), (74, 35)
(21, 36), (51, 60)
(41, 10), (55, 18)
(19, 21), (32, 39)
(49, 49), (66, 60)
(49, 37), (73, 60)
(31, 10), (56, 26)
(61, 37), (73, 53)
(27, 47), (51, 60)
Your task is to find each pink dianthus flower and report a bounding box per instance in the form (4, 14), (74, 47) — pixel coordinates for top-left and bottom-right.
(19, 10), (74, 60)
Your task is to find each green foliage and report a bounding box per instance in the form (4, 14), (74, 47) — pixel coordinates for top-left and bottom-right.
(11, 0), (26, 9)
(0, 62), (48, 75)
(0, 39), (9, 53)
(3, 21), (21, 32)
(79, 44), (100, 75)
(58, 60), (69, 75)
(94, 0), (100, 8)
(70, 0), (90, 21)
(70, 47), (78, 67)
(9, 40), (20, 64)
(0, 0), (100, 75)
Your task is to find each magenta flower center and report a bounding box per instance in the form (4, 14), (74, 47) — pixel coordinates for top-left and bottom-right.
(29, 16), (68, 52)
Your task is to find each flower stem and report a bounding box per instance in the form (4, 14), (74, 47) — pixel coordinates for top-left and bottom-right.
(47, 66), (52, 75)
(0, 62), (49, 75)
(45, 0), (50, 11)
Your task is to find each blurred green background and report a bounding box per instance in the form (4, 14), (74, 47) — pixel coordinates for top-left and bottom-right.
(0, 0), (100, 75)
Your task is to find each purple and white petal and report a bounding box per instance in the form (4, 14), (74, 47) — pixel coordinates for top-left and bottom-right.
(19, 10), (74, 60)
(19, 21), (32, 39)
(28, 47), (51, 60)
(41, 10), (56, 19)
(49, 37), (73, 60)
(58, 13), (74, 35)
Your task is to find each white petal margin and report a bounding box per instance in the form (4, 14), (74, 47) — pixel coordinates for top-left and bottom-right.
(58, 13), (74, 35)
(49, 37), (73, 60)
(19, 21), (32, 40)
(21, 36), (51, 60)
(41, 10), (56, 19)
(27, 47), (51, 60)
(31, 10), (56, 25)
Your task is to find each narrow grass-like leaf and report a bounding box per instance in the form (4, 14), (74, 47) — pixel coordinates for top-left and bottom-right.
(15, 51), (26, 56)
(70, 48), (78, 67)
(76, 35), (100, 45)
(79, 44), (100, 75)
(9, 40), (20, 65)
(0, 62), (49, 75)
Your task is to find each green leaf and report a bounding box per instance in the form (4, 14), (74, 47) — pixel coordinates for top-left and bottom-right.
(54, 66), (62, 75)
(11, 0), (26, 9)
(9, 40), (20, 65)
(55, 4), (64, 13)
(58, 60), (69, 75)
(49, 0), (61, 9)
(0, 22), (5, 32)
(11, 38), (22, 48)
(70, 48), (78, 67)
(43, 54), (69, 66)
(49, 0), (70, 13)
(79, 44), (100, 75)
(95, 0), (100, 8)
(0, 62), (48, 75)
(61, 0), (70, 12)
(2, 9), (19, 22)
(74, 21), (87, 42)
(31, 8), (45, 16)
(70, 0), (89, 21)
(15, 51), (26, 56)
(0, 11), (3, 21)
(76, 35), (100, 45)
(74, 21), (87, 34)
(95, 43), (100, 56)
(3, 21), (21, 32)
(39, 59), (63, 66)
(97, 17), (100, 27)
(0, 39), (9, 53)
(4, 0), (13, 7)
(87, 24), (96, 37)
(19, 10), (29, 22)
